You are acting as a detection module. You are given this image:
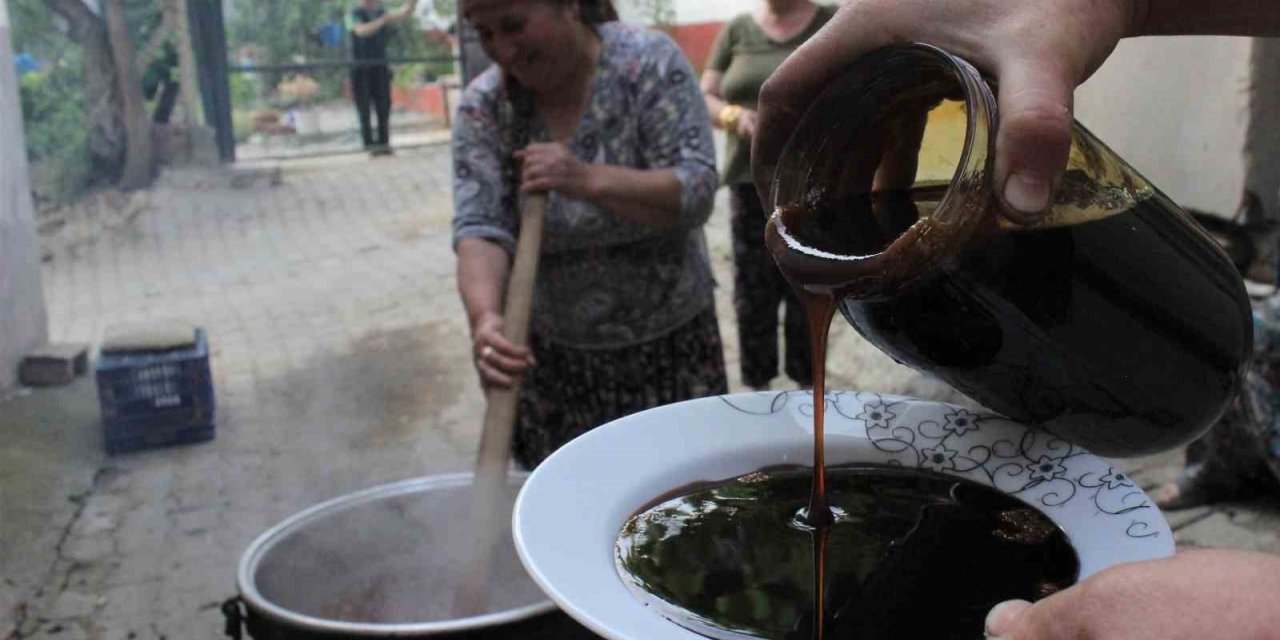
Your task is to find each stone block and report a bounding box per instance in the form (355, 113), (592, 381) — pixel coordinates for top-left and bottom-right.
(1175, 504), (1280, 553)
(19, 343), (88, 387)
(48, 591), (98, 619)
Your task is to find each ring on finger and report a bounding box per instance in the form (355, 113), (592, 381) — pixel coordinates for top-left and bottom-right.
(480, 345), (494, 362)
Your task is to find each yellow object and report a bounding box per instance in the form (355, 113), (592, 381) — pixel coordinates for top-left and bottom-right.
(718, 104), (744, 133)
(915, 99), (968, 184)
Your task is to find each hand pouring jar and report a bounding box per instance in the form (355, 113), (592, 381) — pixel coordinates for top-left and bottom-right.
(766, 43), (1252, 457)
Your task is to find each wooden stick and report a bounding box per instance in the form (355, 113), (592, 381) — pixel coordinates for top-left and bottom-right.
(453, 192), (548, 617)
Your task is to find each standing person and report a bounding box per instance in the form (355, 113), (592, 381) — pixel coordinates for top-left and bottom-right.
(350, 0), (417, 155)
(453, 0), (727, 469)
(700, 1), (836, 391)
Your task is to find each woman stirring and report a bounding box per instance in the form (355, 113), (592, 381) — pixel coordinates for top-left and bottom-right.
(452, 0), (727, 468)
(701, 0), (836, 391)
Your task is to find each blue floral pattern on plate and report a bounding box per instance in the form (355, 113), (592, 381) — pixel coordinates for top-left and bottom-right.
(720, 390), (1167, 542)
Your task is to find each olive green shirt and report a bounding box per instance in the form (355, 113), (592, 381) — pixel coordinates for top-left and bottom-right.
(706, 6), (837, 186)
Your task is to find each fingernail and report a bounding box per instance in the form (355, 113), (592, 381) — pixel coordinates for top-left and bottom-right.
(985, 599), (1030, 637)
(1003, 173), (1050, 215)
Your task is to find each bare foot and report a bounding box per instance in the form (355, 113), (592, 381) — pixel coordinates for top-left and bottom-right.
(1153, 482), (1183, 508)
(1155, 480), (1215, 511)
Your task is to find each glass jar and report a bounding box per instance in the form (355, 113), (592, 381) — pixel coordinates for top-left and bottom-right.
(767, 43), (1252, 456)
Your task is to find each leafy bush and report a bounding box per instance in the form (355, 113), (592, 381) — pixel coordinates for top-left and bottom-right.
(18, 68), (94, 205)
(232, 110), (256, 143)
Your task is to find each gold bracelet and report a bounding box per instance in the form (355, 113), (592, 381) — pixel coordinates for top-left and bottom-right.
(718, 105), (744, 133)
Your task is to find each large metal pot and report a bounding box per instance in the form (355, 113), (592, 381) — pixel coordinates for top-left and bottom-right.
(227, 473), (600, 639)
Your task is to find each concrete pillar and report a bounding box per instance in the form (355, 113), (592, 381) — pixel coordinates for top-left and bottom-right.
(0, 0), (50, 389)
(1245, 38), (1280, 222)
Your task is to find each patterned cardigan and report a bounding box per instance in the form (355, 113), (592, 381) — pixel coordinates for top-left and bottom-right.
(451, 22), (719, 349)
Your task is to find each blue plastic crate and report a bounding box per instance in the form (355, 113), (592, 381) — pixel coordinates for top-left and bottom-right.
(96, 328), (216, 455)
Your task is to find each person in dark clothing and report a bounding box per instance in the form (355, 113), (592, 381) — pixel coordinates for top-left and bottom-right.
(350, 0), (417, 155)
(701, 1), (835, 391)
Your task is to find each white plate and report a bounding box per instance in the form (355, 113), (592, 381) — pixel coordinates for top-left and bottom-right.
(513, 391), (1175, 640)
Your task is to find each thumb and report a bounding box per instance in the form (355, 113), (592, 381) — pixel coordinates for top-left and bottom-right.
(984, 599), (1032, 638)
(984, 588), (1093, 640)
(993, 56), (1076, 224)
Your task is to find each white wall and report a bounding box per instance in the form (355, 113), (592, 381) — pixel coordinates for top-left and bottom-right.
(1075, 36), (1253, 217)
(616, 0), (839, 26)
(0, 0), (50, 388)
(669, 0), (757, 23)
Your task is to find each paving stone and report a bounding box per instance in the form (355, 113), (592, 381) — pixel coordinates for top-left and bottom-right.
(99, 582), (164, 618)
(24, 621), (90, 640)
(1175, 503), (1280, 553)
(47, 591), (99, 619)
(104, 552), (166, 588)
(90, 623), (151, 640)
(61, 536), (115, 564)
(1165, 505), (1216, 531)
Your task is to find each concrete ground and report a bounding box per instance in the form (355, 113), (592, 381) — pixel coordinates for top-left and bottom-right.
(2, 142), (1278, 639)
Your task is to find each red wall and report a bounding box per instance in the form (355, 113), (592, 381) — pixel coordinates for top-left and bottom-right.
(390, 83), (449, 121)
(669, 21), (726, 73)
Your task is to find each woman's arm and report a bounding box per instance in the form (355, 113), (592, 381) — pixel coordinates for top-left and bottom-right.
(621, 34), (719, 230)
(452, 85), (532, 389)
(700, 21), (758, 139)
(456, 237), (509, 335)
(516, 35), (717, 231)
(586, 166), (685, 228)
(456, 237), (532, 389)
(701, 70), (729, 127)
(516, 143), (686, 230)
(701, 70), (758, 140)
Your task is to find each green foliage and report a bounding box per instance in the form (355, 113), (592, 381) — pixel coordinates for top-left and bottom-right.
(622, 0), (675, 28)
(231, 110), (255, 143)
(123, 0), (166, 50)
(19, 71), (85, 161)
(10, 0), (164, 203)
(11, 0), (93, 203)
(18, 70), (93, 205)
(432, 0), (455, 20)
(9, 0), (61, 55)
(229, 0), (348, 65)
(229, 72), (259, 107)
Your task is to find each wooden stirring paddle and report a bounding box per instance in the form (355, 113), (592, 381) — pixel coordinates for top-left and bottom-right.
(452, 191), (548, 617)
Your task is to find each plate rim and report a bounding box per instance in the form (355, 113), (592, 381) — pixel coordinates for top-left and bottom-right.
(514, 390), (1176, 640)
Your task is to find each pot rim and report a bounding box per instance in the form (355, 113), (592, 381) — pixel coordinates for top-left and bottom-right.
(237, 472), (557, 636)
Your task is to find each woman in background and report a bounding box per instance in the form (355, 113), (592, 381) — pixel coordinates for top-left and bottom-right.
(701, 0), (836, 391)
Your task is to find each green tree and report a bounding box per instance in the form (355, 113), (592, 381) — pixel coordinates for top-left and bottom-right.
(13, 0), (160, 193)
(623, 0), (675, 28)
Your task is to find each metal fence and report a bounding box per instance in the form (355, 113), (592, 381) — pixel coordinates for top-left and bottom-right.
(189, 0), (461, 162)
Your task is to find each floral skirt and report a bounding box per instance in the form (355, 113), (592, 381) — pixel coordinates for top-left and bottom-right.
(728, 183), (813, 388)
(514, 307), (729, 469)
